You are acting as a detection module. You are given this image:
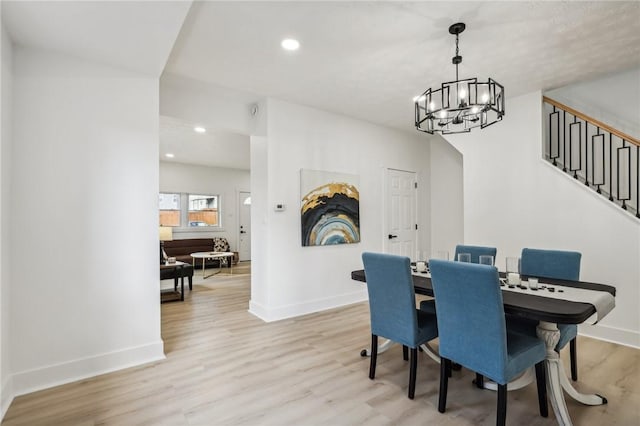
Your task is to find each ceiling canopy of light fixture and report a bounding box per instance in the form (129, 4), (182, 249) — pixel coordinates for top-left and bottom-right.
(414, 22), (505, 135)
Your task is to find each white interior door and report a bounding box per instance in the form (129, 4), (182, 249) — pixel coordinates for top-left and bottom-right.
(238, 191), (251, 261)
(386, 169), (417, 258)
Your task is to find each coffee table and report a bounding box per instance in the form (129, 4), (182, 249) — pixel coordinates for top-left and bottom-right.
(190, 251), (234, 278)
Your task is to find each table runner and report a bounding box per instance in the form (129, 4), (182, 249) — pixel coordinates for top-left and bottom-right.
(500, 279), (615, 324)
(412, 270), (615, 324)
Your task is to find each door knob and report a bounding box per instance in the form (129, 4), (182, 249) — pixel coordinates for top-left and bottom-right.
(388, 234), (398, 239)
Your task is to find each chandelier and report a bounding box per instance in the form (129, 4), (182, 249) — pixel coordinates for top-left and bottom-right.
(414, 23), (505, 135)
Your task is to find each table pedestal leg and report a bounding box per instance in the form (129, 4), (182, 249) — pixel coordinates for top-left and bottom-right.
(537, 321), (573, 426)
(558, 368), (607, 405)
(360, 338), (394, 357)
(537, 321), (608, 425)
(419, 342), (441, 364)
(482, 367), (535, 391)
(359, 340), (441, 365)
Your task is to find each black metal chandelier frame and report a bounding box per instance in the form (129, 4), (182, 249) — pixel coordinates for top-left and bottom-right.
(415, 22), (505, 135)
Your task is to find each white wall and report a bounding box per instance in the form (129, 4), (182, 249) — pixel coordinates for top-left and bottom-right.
(160, 73), (261, 135)
(546, 67), (640, 139)
(250, 135), (269, 306)
(0, 15), (13, 418)
(9, 46), (164, 396)
(430, 137), (464, 256)
(159, 80), (436, 321)
(159, 161), (250, 249)
(447, 91), (640, 348)
(249, 98), (432, 321)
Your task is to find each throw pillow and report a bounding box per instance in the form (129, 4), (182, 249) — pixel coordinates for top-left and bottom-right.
(213, 237), (230, 252)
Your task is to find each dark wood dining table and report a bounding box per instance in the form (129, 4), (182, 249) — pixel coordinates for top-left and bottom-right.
(351, 269), (616, 426)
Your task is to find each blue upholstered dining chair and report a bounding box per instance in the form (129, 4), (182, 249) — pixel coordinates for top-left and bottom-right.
(510, 248), (582, 381)
(420, 244), (497, 314)
(429, 259), (547, 426)
(361, 252), (439, 399)
(453, 244), (497, 264)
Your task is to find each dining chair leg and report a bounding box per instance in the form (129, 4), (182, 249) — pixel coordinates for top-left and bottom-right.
(403, 345), (409, 361)
(369, 335), (378, 380)
(438, 358), (449, 413)
(408, 347), (418, 399)
(535, 361), (548, 417)
(497, 383), (507, 426)
(570, 338), (578, 381)
(475, 373), (484, 389)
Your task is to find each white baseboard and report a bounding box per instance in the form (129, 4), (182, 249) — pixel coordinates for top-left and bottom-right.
(248, 300), (271, 321)
(578, 323), (640, 349)
(1, 375), (14, 421)
(249, 289), (367, 322)
(11, 340), (165, 398)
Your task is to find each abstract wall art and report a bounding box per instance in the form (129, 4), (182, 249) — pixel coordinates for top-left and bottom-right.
(300, 169), (360, 247)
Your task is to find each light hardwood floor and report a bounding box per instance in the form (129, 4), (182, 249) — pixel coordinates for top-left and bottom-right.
(3, 264), (639, 425)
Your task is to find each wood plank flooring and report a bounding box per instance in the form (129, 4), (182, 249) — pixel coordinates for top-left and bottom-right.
(3, 263), (639, 425)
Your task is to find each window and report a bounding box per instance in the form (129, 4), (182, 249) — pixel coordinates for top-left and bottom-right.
(188, 194), (220, 227)
(159, 193), (180, 227)
(158, 192), (222, 229)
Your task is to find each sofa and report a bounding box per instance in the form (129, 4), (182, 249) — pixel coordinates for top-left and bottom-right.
(163, 237), (239, 268)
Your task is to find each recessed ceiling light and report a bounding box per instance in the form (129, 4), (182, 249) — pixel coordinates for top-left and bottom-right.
(194, 126), (206, 133)
(165, 153), (175, 158)
(281, 38), (300, 51)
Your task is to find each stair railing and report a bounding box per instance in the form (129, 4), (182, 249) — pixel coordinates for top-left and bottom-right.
(543, 96), (639, 219)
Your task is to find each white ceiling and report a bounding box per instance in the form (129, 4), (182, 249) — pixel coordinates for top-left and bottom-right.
(160, 116), (250, 169)
(2, 0), (191, 76)
(4, 1), (640, 170)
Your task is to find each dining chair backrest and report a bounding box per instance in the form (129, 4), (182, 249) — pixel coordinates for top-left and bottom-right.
(362, 252), (420, 348)
(453, 245), (497, 264)
(520, 248), (581, 281)
(429, 259), (510, 383)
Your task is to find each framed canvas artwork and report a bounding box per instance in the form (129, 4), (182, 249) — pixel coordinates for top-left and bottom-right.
(300, 169), (360, 247)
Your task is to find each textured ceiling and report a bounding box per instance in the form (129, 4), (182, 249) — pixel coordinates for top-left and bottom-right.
(165, 1), (640, 133)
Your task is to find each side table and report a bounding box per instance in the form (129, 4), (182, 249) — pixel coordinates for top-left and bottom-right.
(160, 261), (188, 303)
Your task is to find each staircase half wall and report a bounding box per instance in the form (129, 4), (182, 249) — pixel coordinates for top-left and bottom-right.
(443, 90), (639, 348)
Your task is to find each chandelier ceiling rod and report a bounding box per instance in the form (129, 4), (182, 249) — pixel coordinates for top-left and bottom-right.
(451, 22), (464, 82)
